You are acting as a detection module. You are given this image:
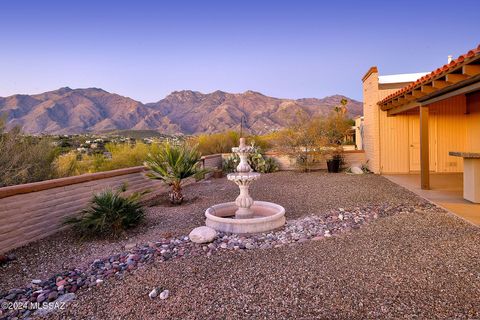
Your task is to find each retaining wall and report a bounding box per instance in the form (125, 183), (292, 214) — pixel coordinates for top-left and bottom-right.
(0, 154), (223, 254)
(265, 150), (366, 171)
(222, 150), (366, 171)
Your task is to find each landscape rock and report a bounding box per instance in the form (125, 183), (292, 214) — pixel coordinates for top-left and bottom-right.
(350, 166), (364, 174)
(189, 226), (217, 244)
(159, 289), (170, 300)
(125, 243), (137, 250)
(56, 293), (76, 303)
(148, 288), (158, 299)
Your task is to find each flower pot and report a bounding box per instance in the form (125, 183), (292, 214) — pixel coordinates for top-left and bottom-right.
(213, 169), (223, 179)
(327, 159), (341, 173)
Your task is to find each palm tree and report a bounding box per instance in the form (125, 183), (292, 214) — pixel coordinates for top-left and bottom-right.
(145, 142), (206, 204)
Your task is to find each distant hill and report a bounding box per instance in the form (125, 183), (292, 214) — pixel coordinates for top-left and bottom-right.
(0, 88), (362, 135)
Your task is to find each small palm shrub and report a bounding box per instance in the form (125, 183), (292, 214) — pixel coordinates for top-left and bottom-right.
(64, 185), (145, 238)
(145, 142), (206, 205)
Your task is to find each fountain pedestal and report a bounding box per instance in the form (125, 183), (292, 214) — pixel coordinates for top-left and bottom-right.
(204, 138), (285, 234)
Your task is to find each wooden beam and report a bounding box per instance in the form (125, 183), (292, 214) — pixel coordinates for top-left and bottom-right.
(387, 101), (420, 116)
(405, 93), (416, 101)
(380, 103), (391, 111)
(420, 105), (430, 190)
(463, 65), (480, 76)
(412, 90), (426, 98)
(397, 97), (407, 105)
(446, 73), (468, 84)
(432, 80), (448, 89)
(419, 79), (480, 106)
(421, 85), (435, 93)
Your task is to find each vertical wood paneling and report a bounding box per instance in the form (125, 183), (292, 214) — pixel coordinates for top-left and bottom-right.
(377, 86), (412, 173)
(466, 91), (480, 151)
(375, 94), (466, 173)
(379, 111), (410, 173)
(430, 95), (466, 172)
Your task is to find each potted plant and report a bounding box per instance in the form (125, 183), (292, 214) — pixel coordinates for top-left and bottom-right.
(326, 151), (344, 173)
(212, 168), (223, 178)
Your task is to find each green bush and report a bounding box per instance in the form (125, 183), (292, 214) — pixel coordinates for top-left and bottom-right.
(223, 147), (278, 174)
(64, 185), (145, 238)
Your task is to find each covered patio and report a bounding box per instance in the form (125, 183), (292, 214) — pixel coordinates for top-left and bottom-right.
(384, 173), (480, 226)
(378, 45), (480, 205)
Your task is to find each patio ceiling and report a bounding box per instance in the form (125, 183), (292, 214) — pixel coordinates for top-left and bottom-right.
(378, 44), (480, 114)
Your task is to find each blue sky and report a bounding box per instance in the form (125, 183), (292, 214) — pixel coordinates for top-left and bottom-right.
(0, 0), (479, 102)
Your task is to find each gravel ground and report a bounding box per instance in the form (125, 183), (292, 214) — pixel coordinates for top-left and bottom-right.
(0, 172), (419, 293)
(2, 171), (479, 319)
(50, 209), (480, 320)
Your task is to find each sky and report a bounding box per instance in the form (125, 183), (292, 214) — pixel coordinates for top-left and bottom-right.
(0, 0), (479, 102)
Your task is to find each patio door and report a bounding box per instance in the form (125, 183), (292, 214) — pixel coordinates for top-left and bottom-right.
(408, 114), (437, 172)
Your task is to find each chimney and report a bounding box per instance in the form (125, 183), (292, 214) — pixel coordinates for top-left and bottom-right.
(448, 55), (453, 63)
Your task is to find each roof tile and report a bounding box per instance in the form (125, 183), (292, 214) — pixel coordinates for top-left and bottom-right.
(379, 44), (480, 105)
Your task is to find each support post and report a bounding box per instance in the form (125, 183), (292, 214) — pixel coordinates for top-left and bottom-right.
(420, 105), (430, 190)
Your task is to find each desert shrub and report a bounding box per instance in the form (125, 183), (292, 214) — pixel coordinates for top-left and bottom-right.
(223, 147), (278, 173)
(188, 131), (273, 155)
(64, 185), (145, 238)
(0, 119), (59, 187)
(54, 142), (156, 177)
(189, 131), (240, 155)
(145, 142), (206, 204)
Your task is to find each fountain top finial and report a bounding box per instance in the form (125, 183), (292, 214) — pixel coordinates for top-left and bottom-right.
(239, 137), (246, 148)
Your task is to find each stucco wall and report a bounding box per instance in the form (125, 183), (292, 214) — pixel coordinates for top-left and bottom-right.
(264, 151), (366, 171)
(0, 154), (223, 254)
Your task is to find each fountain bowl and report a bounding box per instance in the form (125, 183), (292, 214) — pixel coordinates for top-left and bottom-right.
(205, 201), (286, 234)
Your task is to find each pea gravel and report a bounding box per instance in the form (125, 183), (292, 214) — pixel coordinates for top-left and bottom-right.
(1, 172), (479, 319)
(0, 172), (418, 293)
(51, 210), (479, 320)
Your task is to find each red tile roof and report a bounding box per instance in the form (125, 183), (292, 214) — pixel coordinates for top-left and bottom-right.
(379, 44), (480, 105)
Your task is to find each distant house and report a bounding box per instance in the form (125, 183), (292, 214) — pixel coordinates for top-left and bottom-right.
(361, 44), (480, 200)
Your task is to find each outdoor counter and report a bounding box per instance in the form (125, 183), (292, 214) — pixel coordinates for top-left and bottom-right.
(449, 151), (480, 203)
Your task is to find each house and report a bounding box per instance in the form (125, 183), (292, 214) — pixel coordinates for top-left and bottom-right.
(354, 116), (364, 151)
(362, 44), (480, 204)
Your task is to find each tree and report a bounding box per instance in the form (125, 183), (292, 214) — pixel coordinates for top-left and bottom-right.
(273, 112), (327, 171)
(273, 110), (351, 171)
(145, 142), (206, 204)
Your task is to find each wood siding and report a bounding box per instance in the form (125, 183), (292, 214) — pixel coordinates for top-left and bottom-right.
(429, 95), (467, 172)
(466, 91), (480, 151)
(362, 68), (473, 174)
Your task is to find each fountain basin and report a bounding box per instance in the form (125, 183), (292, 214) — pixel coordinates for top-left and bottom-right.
(205, 201), (286, 234)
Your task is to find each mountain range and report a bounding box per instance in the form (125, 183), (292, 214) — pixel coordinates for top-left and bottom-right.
(0, 88), (362, 135)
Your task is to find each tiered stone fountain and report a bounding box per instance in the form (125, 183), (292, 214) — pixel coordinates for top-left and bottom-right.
(205, 138), (285, 233)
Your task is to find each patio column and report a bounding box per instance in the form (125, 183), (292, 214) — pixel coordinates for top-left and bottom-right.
(420, 105), (430, 189)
